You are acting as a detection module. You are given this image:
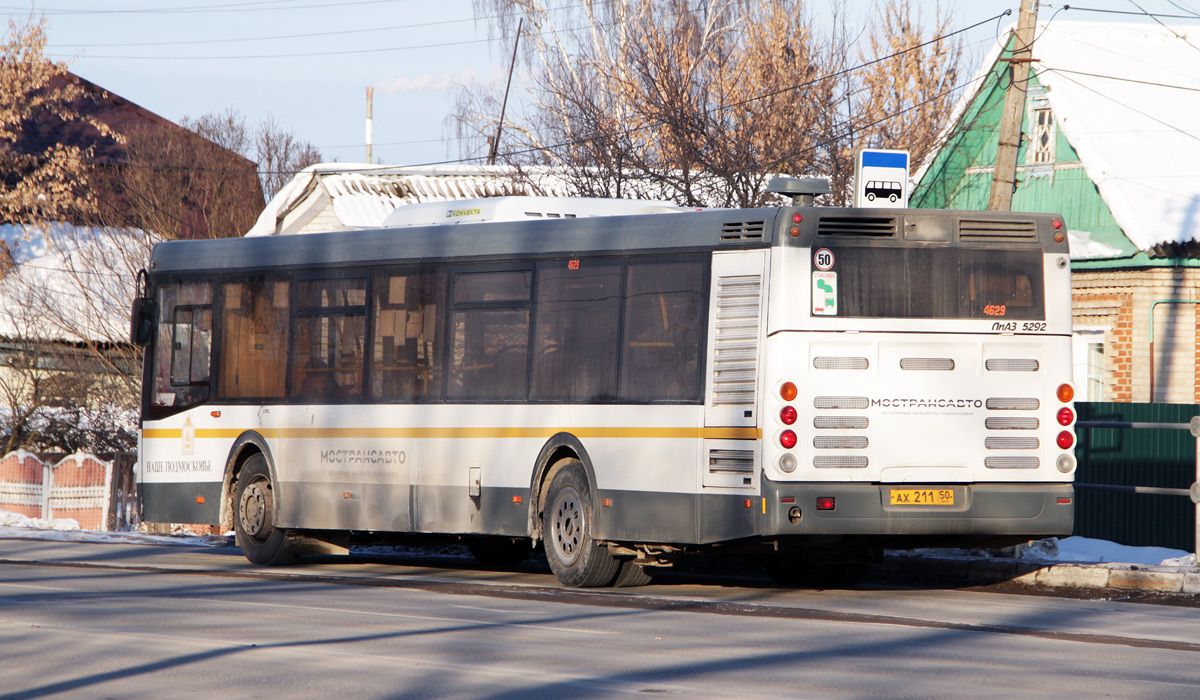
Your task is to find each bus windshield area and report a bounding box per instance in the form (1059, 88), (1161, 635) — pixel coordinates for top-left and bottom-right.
(823, 246), (1045, 320)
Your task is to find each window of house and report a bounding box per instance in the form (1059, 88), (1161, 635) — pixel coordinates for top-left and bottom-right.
(1072, 330), (1105, 402)
(1031, 106), (1055, 164)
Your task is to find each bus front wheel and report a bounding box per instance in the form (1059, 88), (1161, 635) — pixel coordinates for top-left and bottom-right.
(542, 460), (619, 587)
(233, 453), (297, 566)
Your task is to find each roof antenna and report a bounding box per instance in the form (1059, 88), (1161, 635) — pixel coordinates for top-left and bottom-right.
(767, 177), (832, 207)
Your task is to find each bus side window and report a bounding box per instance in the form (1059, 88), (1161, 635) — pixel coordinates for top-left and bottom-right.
(619, 259), (706, 402)
(290, 277), (367, 402)
(370, 269), (445, 401)
(218, 277), (289, 400)
(448, 269), (531, 400)
(531, 259), (621, 401)
(149, 280), (213, 419)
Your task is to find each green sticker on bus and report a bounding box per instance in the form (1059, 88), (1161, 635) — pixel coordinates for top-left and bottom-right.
(813, 271), (837, 316)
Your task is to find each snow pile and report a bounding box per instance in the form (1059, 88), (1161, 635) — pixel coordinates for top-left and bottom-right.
(1020, 536), (1193, 568)
(0, 509), (81, 531)
(0, 509), (228, 547)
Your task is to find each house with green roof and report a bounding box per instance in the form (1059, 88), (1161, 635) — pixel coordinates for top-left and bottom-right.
(912, 20), (1200, 403)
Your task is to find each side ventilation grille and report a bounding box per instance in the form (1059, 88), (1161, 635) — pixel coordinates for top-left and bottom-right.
(720, 220), (766, 242)
(818, 216), (897, 237)
(710, 274), (762, 406)
(709, 449), (755, 474)
(959, 218), (1038, 242)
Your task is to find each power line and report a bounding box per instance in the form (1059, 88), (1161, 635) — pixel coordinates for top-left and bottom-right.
(20, 10), (1004, 177)
(1126, 0), (1200, 53)
(2, 0), (420, 16)
(44, 1), (594, 49)
(1042, 67), (1200, 93)
(413, 11), (1008, 170)
(1042, 4), (1200, 19)
(1049, 70), (1200, 144)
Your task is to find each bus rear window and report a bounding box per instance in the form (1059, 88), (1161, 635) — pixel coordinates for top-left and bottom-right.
(825, 247), (1044, 320)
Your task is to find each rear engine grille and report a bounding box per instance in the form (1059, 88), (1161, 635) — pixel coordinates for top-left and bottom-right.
(986, 358), (1040, 372)
(814, 396), (870, 410)
(986, 397), (1040, 410)
(985, 456), (1040, 469)
(817, 216), (897, 237)
(813, 356), (869, 370)
(814, 436), (869, 449)
(814, 456), (869, 469)
(958, 218), (1038, 242)
(986, 417), (1039, 430)
(985, 436), (1040, 449)
(814, 416), (869, 430)
(900, 358), (955, 371)
(720, 220), (766, 242)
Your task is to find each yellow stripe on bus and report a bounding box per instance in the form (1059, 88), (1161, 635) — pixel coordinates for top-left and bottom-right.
(143, 426), (761, 440)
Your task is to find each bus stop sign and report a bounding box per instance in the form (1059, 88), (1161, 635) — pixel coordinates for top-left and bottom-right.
(854, 149), (910, 208)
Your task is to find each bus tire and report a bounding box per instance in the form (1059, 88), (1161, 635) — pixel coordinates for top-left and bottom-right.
(233, 453), (296, 566)
(611, 559), (653, 588)
(542, 461), (619, 587)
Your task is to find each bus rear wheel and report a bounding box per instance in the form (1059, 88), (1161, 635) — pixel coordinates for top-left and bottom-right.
(233, 453), (297, 566)
(542, 460), (619, 587)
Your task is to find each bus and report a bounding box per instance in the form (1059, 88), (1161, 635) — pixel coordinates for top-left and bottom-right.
(130, 179), (1077, 588)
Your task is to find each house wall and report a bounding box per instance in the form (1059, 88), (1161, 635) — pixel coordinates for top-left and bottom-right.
(1074, 267), (1200, 403)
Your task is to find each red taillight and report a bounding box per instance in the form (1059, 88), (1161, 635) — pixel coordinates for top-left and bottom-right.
(1057, 407), (1074, 426)
(780, 406), (797, 425)
(816, 497), (835, 511)
(1057, 384), (1074, 402)
(1057, 431), (1075, 449)
(780, 430), (797, 449)
(792, 213), (802, 223)
(1052, 218), (1063, 230)
(780, 382), (798, 401)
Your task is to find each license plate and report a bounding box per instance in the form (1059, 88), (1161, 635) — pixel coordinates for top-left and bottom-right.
(889, 488), (955, 506)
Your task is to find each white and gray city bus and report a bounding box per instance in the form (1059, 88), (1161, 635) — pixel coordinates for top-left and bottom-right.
(131, 179), (1077, 587)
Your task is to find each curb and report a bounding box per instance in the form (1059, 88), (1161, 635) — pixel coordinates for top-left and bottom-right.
(876, 554), (1200, 596)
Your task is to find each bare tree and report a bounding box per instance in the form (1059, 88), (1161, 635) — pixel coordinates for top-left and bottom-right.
(455, 0), (961, 206)
(254, 114), (324, 201)
(0, 16), (117, 225)
(852, 0), (962, 171)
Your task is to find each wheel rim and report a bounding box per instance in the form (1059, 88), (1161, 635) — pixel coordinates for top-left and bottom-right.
(239, 477), (271, 541)
(550, 486), (584, 566)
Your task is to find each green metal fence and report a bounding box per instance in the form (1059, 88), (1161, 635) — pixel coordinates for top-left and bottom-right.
(1074, 402), (1199, 551)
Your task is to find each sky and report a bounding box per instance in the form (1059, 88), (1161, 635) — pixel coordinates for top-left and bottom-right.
(6, 0), (1200, 168)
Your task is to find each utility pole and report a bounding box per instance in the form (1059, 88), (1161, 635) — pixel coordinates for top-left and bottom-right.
(988, 0), (1039, 211)
(488, 17), (523, 166)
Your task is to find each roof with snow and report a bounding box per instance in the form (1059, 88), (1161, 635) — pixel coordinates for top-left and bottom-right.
(244, 163), (573, 237)
(918, 20), (1200, 255)
(0, 225), (153, 345)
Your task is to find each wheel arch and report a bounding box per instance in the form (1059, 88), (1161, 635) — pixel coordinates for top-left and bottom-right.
(221, 431), (278, 532)
(527, 432), (599, 541)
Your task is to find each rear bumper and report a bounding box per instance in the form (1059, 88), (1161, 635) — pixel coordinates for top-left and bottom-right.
(761, 480), (1074, 538)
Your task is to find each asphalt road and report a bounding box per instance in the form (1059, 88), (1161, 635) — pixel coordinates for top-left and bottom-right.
(1, 538), (1198, 699)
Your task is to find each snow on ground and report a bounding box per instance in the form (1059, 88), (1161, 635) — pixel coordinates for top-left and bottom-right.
(1021, 536), (1195, 568)
(0, 509), (1194, 569)
(0, 509), (229, 548)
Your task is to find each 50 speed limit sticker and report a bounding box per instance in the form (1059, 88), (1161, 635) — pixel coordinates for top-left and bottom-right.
(814, 248), (834, 271)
